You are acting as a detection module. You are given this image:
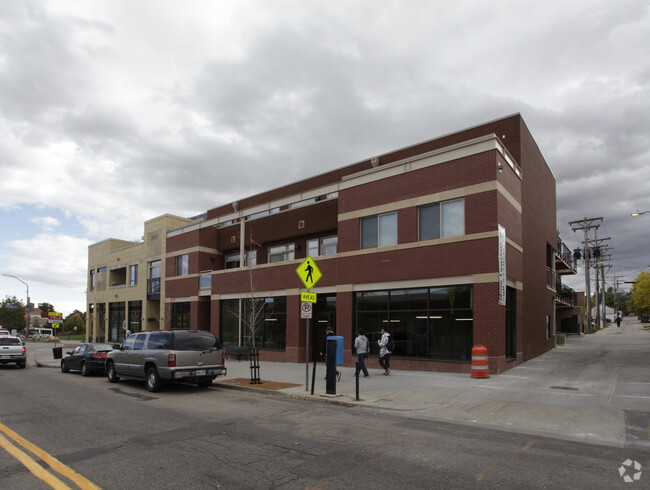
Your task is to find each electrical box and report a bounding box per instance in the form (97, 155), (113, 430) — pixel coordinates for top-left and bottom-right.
(327, 336), (344, 365)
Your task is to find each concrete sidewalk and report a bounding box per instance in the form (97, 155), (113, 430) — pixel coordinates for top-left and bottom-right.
(33, 317), (650, 450)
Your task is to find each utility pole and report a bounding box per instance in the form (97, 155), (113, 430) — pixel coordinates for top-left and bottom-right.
(569, 217), (603, 333)
(589, 238), (610, 329)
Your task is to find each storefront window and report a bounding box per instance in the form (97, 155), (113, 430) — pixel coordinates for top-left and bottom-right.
(355, 285), (473, 360)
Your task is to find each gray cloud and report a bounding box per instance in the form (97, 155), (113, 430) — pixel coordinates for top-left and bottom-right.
(0, 0), (649, 309)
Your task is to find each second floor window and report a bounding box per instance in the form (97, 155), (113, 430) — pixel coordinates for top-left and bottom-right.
(268, 244), (295, 263)
(225, 254), (240, 269)
(307, 236), (338, 257)
(419, 199), (465, 241)
(176, 254), (189, 276)
(361, 212), (397, 249)
(129, 265), (138, 286)
(148, 260), (161, 294)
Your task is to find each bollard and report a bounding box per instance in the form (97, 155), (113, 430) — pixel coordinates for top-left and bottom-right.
(355, 362), (361, 401)
(470, 345), (489, 378)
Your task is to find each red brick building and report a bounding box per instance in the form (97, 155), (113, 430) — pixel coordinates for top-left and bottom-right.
(155, 113), (568, 374)
(159, 114), (557, 373)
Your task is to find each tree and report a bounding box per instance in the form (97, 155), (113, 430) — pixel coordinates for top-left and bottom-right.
(631, 271), (650, 318)
(66, 309), (86, 323)
(224, 237), (272, 349)
(63, 313), (85, 335)
(0, 296), (26, 333)
(38, 302), (56, 318)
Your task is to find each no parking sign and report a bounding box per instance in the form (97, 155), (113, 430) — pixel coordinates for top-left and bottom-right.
(300, 302), (312, 319)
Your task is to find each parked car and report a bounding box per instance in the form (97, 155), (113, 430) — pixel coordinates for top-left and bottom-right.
(61, 343), (116, 376)
(105, 330), (227, 392)
(0, 335), (26, 368)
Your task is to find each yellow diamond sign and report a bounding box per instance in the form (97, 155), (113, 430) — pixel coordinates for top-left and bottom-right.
(296, 256), (322, 291)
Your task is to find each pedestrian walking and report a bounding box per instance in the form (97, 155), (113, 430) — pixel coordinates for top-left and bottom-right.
(378, 328), (392, 375)
(354, 330), (370, 377)
(615, 315), (621, 328)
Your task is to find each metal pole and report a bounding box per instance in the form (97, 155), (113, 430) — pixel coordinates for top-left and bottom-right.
(601, 263), (606, 327)
(583, 221), (592, 333)
(355, 362), (360, 401)
(305, 318), (310, 391)
(3, 274), (29, 335)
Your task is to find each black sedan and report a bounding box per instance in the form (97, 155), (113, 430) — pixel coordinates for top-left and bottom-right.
(61, 343), (116, 376)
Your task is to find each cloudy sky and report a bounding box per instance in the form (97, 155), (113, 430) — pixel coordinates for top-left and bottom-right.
(1, 0), (648, 315)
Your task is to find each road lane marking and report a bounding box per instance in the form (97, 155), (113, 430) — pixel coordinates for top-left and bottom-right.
(0, 432), (70, 489)
(0, 421), (100, 489)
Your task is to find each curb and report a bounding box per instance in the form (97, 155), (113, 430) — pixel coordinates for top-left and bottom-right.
(213, 381), (362, 408)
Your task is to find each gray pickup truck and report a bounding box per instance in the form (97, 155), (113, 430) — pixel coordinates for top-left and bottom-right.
(0, 335), (26, 368)
(105, 330), (227, 392)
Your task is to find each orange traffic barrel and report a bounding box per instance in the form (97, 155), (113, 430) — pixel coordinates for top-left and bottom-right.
(471, 345), (489, 378)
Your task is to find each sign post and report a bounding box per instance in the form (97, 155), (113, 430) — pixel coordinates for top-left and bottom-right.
(296, 256), (322, 391)
(48, 312), (63, 348)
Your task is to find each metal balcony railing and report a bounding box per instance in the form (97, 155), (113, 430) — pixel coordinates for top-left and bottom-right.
(556, 236), (577, 272)
(556, 282), (577, 306)
(148, 277), (161, 295)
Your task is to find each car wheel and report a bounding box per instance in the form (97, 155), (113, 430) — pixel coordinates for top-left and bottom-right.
(61, 360), (70, 373)
(145, 366), (163, 392)
(197, 378), (213, 388)
(81, 362), (89, 377)
(106, 361), (119, 383)
(19, 362), (26, 369)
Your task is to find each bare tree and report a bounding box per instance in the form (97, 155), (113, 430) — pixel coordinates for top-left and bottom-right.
(225, 236), (273, 349)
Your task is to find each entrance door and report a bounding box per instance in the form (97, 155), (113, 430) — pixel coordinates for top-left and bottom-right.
(311, 294), (336, 361)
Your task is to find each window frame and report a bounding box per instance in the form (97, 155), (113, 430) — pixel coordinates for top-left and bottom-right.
(361, 212), (397, 249)
(175, 254), (189, 276)
(418, 198), (465, 241)
(307, 236), (338, 257)
(268, 244), (295, 263)
(129, 264), (138, 286)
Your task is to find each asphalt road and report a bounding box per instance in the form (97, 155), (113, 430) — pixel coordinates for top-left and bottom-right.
(0, 354), (644, 489)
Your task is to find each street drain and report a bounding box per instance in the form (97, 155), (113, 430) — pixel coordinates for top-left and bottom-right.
(550, 386), (578, 391)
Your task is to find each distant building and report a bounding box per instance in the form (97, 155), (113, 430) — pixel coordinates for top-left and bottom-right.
(87, 114), (575, 374)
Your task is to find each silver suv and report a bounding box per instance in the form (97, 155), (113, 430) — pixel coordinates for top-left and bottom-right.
(0, 335), (26, 368)
(105, 330), (227, 392)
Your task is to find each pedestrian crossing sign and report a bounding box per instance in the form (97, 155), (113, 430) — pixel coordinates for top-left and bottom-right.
(296, 256), (322, 291)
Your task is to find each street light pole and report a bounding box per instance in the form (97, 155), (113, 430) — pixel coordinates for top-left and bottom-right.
(2, 274), (30, 335)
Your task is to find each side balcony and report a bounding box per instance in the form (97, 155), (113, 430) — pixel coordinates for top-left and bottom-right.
(555, 236), (577, 275)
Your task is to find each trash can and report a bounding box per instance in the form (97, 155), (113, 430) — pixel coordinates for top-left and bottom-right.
(52, 347), (63, 360)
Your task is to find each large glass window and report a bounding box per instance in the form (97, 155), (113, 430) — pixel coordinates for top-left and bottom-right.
(221, 299), (240, 346)
(171, 302), (190, 329)
(419, 199), (465, 240)
(108, 302), (125, 343)
(128, 301), (142, 333)
(361, 212), (397, 249)
(220, 296), (286, 350)
(355, 285), (473, 360)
